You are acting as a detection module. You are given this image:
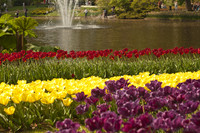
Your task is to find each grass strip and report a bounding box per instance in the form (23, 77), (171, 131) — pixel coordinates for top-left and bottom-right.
(0, 54), (200, 84)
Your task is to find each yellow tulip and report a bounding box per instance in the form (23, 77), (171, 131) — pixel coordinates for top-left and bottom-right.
(0, 70), (200, 105)
(62, 98), (73, 106)
(0, 95), (10, 106)
(17, 80), (27, 85)
(11, 94), (22, 104)
(4, 106), (15, 115)
(40, 94), (55, 104)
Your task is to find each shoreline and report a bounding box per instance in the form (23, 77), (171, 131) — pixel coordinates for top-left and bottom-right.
(144, 17), (200, 22)
(31, 15), (200, 22)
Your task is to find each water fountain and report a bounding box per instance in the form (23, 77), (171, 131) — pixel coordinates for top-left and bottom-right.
(40, 0), (103, 30)
(55, 0), (78, 27)
(36, 0), (104, 50)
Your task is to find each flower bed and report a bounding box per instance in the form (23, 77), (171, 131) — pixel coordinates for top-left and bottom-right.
(1, 71), (200, 132)
(1, 47), (200, 63)
(53, 78), (200, 133)
(1, 53), (200, 84)
(31, 7), (55, 15)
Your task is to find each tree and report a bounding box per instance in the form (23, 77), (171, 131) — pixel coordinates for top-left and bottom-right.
(109, 0), (132, 12)
(11, 17), (38, 51)
(96, 0), (112, 9)
(0, 15), (38, 51)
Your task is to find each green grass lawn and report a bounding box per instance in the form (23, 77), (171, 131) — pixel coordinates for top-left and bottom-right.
(3, 5), (52, 17)
(146, 10), (200, 20)
(2, 4), (101, 18)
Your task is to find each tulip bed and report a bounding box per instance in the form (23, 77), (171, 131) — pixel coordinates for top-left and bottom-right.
(1, 47), (200, 84)
(1, 47), (200, 133)
(0, 71), (200, 132)
(1, 47), (200, 63)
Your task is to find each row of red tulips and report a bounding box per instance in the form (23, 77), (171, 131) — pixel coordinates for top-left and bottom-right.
(0, 47), (200, 63)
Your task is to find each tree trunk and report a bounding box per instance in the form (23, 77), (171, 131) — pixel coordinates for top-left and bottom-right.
(21, 32), (24, 50)
(16, 32), (22, 52)
(185, 0), (192, 11)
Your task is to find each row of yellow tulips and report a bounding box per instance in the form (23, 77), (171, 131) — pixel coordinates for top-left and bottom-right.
(2, 70), (200, 115)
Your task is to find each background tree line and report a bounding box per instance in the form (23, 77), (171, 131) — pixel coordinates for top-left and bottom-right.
(96, 0), (198, 18)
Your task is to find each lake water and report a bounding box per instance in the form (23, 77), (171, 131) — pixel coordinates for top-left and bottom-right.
(28, 18), (200, 51)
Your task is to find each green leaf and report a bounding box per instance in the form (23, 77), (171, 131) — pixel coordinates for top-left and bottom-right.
(0, 113), (8, 123)
(0, 35), (16, 49)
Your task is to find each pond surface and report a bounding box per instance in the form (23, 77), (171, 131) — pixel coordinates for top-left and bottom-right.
(28, 18), (200, 51)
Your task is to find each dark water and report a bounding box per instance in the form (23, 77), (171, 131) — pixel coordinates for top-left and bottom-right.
(28, 19), (200, 51)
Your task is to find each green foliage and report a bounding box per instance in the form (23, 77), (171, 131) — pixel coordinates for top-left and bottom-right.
(0, 35), (16, 49)
(25, 43), (60, 52)
(1, 48), (15, 54)
(0, 14), (13, 34)
(96, 0), (158, 19)
(12, 0), (38, 6)
(0, 100), (73, 132)
(0, 15), (38, 51)
(178, 0), (185, 5)
(31, 7), (55, 15)
(165, 0), (174, 6)
(1, 54), (200, 85)
(0, 0), (7, 11)
(0, 14), (16, 49)
(147, 11), (200, 20)
(9, 16), (38, 51)
(96, 0), (112, 9)
(11, 17), (38, 38)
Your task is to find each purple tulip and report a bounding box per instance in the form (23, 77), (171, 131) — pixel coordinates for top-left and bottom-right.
(103, 93), (113, 102)
(153, 110), (186, 132)
(163, 86), (176, 96)
(93, 103), (111, 116)
(191, 111), (200, 126)
(172, 116), (184, 130)
(85, 96), (99, 105)
(85, 116), (104, 131)
(100, 111), (118, 120)
(105, 80), (117, 93)
(76, 104), (89, 114)
(147, 97), (167, 111)
(137, 113), (153, 127)
(183, 120), (198, 133)
(56, 121), (65, 130)
(53, 78), (200, 133)
(115, 78), (130, 89)
(105, 78), (130, 94)
(97, 103), (110, 113)
(176, 94), (185, 103)
(126, 87), (139, 101)
(138, 87), (150, 98)
(145, 80), (162, 92)
(179, 101), (199, 114)
(74, 92), (87, 102)
(117, 101), (134, 118)
(113, 89), (126, 101)
(55, 119), (80, 133)
(91, 87), (106, 98)
(122, 113), (153, 132)
(103, 118), (122, 132)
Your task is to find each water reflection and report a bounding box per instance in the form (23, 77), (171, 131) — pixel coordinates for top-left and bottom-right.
(28, 19), (200, 51)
